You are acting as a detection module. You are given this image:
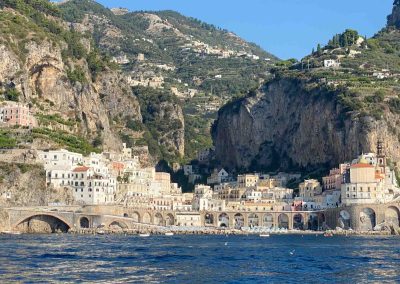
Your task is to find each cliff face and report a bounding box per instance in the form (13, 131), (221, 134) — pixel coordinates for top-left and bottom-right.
(0, 36), (142, 152)
(388, 1), (400, 28)
(0, 162), (74, 207)
(213, 78), (400, 172)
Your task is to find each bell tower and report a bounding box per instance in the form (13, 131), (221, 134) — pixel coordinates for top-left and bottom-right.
(376, 138), (386, 174)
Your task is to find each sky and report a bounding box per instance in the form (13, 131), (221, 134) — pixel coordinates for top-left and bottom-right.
(95, 0), (394, 59)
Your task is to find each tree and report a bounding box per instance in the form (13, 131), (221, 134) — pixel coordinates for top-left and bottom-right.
(317, 43), (322, 55)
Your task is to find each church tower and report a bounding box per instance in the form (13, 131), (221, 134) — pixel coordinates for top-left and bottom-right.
(376, 138), (386, 174)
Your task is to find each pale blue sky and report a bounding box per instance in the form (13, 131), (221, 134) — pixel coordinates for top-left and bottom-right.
(95, 0), (393, 59)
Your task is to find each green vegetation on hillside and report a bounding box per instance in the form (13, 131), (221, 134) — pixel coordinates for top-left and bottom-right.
(32, 128), (100, 155)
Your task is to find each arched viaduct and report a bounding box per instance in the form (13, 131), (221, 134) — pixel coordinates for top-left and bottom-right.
(4, 201), (400, 232)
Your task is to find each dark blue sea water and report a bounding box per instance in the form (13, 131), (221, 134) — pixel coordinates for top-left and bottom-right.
(0, 234), (399, 283)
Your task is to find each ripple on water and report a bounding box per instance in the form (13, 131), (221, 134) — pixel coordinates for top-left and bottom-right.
(0, 235), (399, 283)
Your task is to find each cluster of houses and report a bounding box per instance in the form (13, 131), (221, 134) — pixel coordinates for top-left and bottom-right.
(0, 101), (37, 128)
(298, 140), (400, 210)
(36, 138), (400, 229)
(38, 144), (193, 210)
(181, 37), (264, 61)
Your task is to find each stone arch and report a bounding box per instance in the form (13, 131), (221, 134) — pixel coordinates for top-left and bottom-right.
(263, 214), (274, 229)
(142, 212), (151, 224)
(218, 213), (229, 228)
(293, 214), (304, 230)
(308, 213), (319, 231)
(360, 208), (376, 231)
(338, 210), (351, 229)
(14, 214), (72, 233)
(132, 211), (140, 223)
(80, 217), (90, 228)
(205, 213), (214, 226)
(108, 220), (128, 230)
(248, 213), (259, 227)
(165, 213), (174, 226)
(385, 206), (400, 227)
(154, 213), (164, 226)
(278, 213), (289, 229)
(234, 213), (244, 229)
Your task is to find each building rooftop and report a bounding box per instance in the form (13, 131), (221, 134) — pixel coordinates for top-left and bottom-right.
(73, 166), (90, 172)
(351, 163), (374, 169)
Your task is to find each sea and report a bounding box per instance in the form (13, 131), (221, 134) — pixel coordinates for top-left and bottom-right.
(0, 234), (399, 283)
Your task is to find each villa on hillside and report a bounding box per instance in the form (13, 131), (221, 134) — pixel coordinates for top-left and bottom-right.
(0, 101), (37, 128)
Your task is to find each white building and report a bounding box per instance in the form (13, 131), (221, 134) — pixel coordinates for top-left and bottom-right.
(38, 149), (83, 188)
(324, 59), (341, 68)
(176, 212), (201, 227)
(71, 166), (116, 205)
(207, 168), (230, 185)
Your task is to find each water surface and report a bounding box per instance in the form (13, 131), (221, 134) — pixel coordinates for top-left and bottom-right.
(0, 234), (399, 283)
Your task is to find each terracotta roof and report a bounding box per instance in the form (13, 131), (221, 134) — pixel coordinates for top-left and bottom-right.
(73, 166), (90, 172)
(351, 163), (374, 169)
(112, 162), (125, 170)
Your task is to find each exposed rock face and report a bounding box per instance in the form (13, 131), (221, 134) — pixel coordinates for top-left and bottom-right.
(0, 210), (9, 232)
(158, 101), (185, 156)
(0, 162), (74, 207)
(212, 78), (400, 172)
(388, 1), (400, 28)
(0, 32), (142, 152)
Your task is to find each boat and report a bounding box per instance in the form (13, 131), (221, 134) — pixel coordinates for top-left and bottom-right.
(139, 233), (151, 237)
(259, 234), (270, 238)
(324, 232), (333, 237)
(164, 232), (174, 236)
(1, 231), (22, 235)
(96, 230), (105, 235)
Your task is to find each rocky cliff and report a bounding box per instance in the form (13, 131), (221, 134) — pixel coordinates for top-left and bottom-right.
(0, 34), (140, 153)
(0, 162), (73, 207)
(388, 0), (400, 28)
(213, 77), (400, 172)
(0, 2), (187, 160)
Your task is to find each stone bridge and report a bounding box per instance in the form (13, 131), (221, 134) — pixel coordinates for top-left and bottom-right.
(199, 210), (326, 230)
(4, 201), (399, 233)
(325, 201), (400, 231)
(4, 206), (178, 232)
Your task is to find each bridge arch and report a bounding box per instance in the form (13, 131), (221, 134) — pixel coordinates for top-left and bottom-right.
(142, 212), (152, 224)
(131, 211), (140, 223)
(248, 213), (259, 227)
(338, 210), (351, 229)
(108, 220), (129, 230)
(14, 213), (72, 233)
(218, 213), (229, 228)
(385, 206), (400, 227)
(165, 213), (174, 226)
(360, 208), (376, 231)
(263, 214), (274, 229)
(293, 214), (304, 230)
(234, 213), (244, 229)
(205, 213), (215, 226)
(278, 213), (289, 229)
(80, 217), (90, 228)
(154, 213), (164, 226)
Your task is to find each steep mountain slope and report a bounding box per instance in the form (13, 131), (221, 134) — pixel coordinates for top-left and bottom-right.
(0, 0), (189, 162)
(57, 0), (278, 161)
(213, 1), (400, 173)
(0, 0), (143, 155)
